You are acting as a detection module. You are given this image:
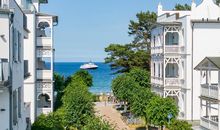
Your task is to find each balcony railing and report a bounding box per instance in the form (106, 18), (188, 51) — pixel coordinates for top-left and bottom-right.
(37, 108), (52, 116)
(0, 0), (9, 9)
(201, 84), (219, 99)
(201, 117), (218, 130)
(36, 69), (52, 80)
(165, 78), (184, 87)
(151, 46), (163, 54)
(0, 59), (9, 86)
(151, 77), (163, 86)
(37, 37), (52, 47)
(165, 45), (184, 54)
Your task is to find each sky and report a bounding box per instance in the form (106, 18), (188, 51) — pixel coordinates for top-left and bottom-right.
(41, 0), (202, 62)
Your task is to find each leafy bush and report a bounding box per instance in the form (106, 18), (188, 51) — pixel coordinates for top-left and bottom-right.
(146, 96), (179, 129)
(31, 113), (64, 130)
(168, 120), (192, 130)
(82, 117), (114, 130)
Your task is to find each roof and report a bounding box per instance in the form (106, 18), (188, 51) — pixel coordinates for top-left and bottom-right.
(36, 12), (58, 23)
(195, 57), (220, 70)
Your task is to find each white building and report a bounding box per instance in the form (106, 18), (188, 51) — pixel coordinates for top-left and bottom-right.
(20, 0), (58, 123)
(0, 0), (30, 129)
(195, 57), (220, 130)
(0, 0), (58, 129)
(151, 0), (220, 121)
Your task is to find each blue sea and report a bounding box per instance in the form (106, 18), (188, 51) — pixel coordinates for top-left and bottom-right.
(54, 62), (116, 93)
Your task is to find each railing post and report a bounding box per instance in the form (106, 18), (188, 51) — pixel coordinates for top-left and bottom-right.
(0, 61), (2, 82)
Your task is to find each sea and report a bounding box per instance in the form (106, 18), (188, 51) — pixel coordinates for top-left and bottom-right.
(54, 62), (116, 94)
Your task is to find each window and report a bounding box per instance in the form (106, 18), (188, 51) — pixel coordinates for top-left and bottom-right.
(158, 63), (160, 77)
(13, 27), (18, 62)
(153, 63), (156, 77)
(18, 87), (21, 118)
(153, 36), (156, 47)
(37, 94), (51, 108)
(13, 90), (18, 125)
(18, 32), (22, 62)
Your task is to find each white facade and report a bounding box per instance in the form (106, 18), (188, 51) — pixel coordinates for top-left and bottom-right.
(21, 0), (58, 123)
(195, 57), (220, 130)
(0, 0), (58, 129)
(0, 0), (30, 129)
(151, 0), (220, 121)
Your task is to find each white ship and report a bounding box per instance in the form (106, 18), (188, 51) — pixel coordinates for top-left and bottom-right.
(80, 62), (98, 70)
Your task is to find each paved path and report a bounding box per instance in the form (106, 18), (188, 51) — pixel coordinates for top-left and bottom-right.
(95, 102), (130, 130)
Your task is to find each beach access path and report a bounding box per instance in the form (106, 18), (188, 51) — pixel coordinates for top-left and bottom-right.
(95, 102), (130, 130)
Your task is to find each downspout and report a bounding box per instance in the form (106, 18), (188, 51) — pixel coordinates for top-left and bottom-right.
(191, 22), (195, 122)
(9, 11), (14, 130)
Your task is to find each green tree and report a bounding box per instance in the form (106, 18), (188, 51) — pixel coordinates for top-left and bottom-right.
(146, 96), (179, 130)
(82, 117), (114, 130)
(168, 120), (192, 130)
(62, 78), (94, 129)
(31, 113), (64, 130)
(54, 73), (65, 92)
(127, 68), (151, 88)
(54, 73), (65, 110)
(64, 70), (93, 87)
(130, 88), (155, 123)
(174, 4), (191, 11)
(105, 44), (150, 73)
(111, 74), (139, 102)
(128, 11), (157, 50)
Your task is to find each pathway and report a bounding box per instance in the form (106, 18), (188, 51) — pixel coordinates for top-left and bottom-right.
(95, 102), (130, 130)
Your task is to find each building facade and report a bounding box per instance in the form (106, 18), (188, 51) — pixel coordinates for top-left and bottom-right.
(151, 0), (220, 121)
(21, 0), (58, 123)
(195, 57), (220, 130)
(0, 0), (30, 129)
(0, 0), (58, 129)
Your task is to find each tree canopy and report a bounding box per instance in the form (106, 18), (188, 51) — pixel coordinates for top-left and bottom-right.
(168, 120), (192, 130)
(105, 11), (156, 73)
(146, 96), (179, 129)
(174, 4), (191, 11)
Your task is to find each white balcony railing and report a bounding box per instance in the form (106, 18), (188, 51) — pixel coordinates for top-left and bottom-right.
(37, 37), (52, 47)
(201, 117), (218, 130)
(37, 82), (52, 92)
(0, 59), (9, 86)
(151, 46), (163, 54)
(36, 49), (52, 58)
(201, 84), (219, 99)
(151, 77), (163, 86)
(165, 78), (184, 87)
(165, 45), (184, 53)
(0, 0), (9, 9)
(37, 108), (52, 115)
(36, 70), (52, 80)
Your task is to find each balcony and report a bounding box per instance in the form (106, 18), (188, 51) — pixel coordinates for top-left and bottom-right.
(165, 45), (184, 54)
(37, 108), (52, 116)
(201, 117), (218, 130)
(165, 78), (184, 88)
(37, 37), (52, 47)
(36, 48), (52, 58)
(36, 82), (52, 92)
(0, 0), (9, 9)
(0, 59), (9, 87)
(151, 46), (163, 54)
(151, 77), (163, 86)
(201, 84), (219, 99)
(36, 69), (52, 81)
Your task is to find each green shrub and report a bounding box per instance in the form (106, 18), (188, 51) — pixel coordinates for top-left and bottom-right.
(168, 120), (192, 130)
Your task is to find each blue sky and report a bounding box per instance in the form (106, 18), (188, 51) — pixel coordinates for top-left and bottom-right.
(41, 0), (201, 62)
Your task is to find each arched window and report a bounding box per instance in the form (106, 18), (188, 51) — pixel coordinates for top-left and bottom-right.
(37, 93), (51, 108)
(37, 21), (51, 37)
(165, 32), (179, 45)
